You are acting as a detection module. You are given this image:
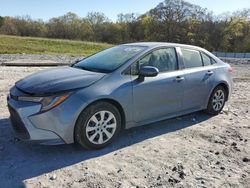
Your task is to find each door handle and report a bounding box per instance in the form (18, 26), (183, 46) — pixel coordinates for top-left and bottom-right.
(206, 70), (214, 76)
(175, 76), (185, 82)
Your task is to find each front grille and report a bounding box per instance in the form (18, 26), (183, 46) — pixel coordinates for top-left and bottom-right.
(8, 105), (30, 139)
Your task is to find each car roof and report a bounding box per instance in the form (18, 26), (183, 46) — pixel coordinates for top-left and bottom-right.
(122, 42), (205, 51)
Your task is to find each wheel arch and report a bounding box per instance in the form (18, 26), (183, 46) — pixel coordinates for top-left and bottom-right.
(206, 81), (230, 109)
(215, 82), (229, 101)
(74, 98), (126, 137)
(95, 98), (126, 130)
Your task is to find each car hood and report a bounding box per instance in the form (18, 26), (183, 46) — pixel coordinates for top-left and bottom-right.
(15, 66), (106, 95)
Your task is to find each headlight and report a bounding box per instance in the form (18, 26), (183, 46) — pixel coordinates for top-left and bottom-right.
(18, 93), (71, 112)
(40, 94), (71, 112)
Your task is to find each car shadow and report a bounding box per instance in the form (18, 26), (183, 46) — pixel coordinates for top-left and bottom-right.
(0, 111), (211, 188)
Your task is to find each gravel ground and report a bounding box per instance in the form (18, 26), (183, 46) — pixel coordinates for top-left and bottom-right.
(0, 57), (249, 188)
(0, 54), (83, 65)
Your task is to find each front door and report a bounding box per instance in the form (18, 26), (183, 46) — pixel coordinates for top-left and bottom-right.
(131, 48), (185, 123)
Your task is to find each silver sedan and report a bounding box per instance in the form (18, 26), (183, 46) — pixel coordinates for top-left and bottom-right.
(7, 42), (233, 149)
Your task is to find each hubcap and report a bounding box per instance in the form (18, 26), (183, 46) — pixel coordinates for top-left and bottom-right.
(212, 89), (225, 111)
(86, 110), (117, 144)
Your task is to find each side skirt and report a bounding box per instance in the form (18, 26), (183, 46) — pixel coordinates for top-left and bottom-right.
(125, 107), (204, 129)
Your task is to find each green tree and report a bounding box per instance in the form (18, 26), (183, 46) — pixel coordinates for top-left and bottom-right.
(0, 17), (19, 35)
(85, 12), (109, 42)
(0, 0), (250, 52)
(222, 16), (249, 52)
(0, 16), (4, 28)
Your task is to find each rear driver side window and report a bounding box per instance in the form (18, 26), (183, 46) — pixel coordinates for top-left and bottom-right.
(181, 48), (203, 69)
(201, 52), (212, 66)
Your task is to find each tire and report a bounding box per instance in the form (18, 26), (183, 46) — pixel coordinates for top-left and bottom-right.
(74, 101), (122, 150)
(206, 86), (227, 115)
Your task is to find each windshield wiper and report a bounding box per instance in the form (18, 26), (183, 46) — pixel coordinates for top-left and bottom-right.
(74, 65), (93, 71)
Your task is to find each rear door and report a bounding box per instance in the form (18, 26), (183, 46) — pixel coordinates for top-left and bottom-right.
(180, 48), (216, 110)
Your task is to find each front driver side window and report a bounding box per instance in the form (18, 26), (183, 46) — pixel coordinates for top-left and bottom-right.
(131, 48), (178, 75)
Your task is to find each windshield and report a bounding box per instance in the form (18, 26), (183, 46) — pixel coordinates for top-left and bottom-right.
(74, 45), (147, 73)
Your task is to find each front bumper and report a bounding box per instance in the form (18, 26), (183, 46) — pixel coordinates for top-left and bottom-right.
(7, 96), (65, 145)
(7, 86), (87, 145)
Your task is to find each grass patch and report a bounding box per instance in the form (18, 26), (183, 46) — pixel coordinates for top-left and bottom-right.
(0, 35), (112, 56)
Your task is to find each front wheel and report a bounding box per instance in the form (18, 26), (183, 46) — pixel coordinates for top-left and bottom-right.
(75, 102), (122, 149)
(206, 86), (227, 115)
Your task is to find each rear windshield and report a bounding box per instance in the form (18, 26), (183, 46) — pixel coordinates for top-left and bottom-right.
(74, 45), (147, 73)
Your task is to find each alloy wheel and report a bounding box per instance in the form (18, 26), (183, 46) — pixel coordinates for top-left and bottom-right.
(86, 110), (117, 144)
(212, 89), (225, 111)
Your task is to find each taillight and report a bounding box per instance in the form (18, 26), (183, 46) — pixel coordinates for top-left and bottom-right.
(228, 66), (233, 74)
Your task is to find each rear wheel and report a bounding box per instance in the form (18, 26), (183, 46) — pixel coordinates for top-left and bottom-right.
(75, 102), (121, 149)
(206, 86), (227, 115)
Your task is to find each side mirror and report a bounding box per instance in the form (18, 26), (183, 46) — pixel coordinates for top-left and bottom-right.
(138, 66), (159, 81)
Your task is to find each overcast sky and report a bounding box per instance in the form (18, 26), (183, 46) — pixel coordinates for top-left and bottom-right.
(0, 0), (249, 21)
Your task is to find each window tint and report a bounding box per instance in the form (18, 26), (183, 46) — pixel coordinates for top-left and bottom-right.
(138, 48), (178, 73)
(181, 48), (203, 68)
(201, 52), (212, 66)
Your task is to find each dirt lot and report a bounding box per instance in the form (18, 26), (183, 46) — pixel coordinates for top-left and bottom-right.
(0, 62), (249, 188)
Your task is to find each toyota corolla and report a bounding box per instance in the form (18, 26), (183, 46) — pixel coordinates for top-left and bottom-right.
(7, 43), (233, 149)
